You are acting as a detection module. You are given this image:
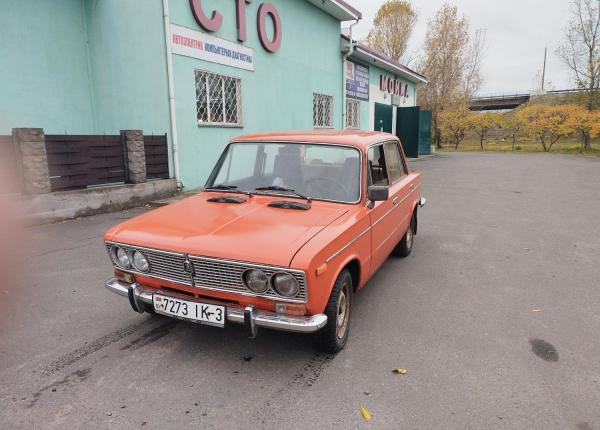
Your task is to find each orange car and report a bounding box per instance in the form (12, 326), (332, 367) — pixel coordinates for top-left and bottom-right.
(104, 131), (425, 353)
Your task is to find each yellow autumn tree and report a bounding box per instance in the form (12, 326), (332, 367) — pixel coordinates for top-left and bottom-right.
(418, 4), (485, 148)
(365, 1), (418, 64)
(563, 106), (600, 149)
(438, 106), (474, 149)
(516, 104), (574, 152)
(470, 112), (502, 150)
(501, 112), (526, 150)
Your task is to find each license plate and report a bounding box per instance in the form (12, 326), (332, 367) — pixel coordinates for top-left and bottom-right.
(153, 294), (225, 327)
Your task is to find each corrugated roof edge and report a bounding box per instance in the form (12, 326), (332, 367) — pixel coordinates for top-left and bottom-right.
(334, 0), (362, 19)
(342, 34), (428, 84)
(306, 0), (362, 21)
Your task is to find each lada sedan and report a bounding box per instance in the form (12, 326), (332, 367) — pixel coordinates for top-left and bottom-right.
(104, 131), (425, 353)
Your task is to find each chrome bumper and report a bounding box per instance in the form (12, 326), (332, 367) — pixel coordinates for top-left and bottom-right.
(104, 278), (327, 335)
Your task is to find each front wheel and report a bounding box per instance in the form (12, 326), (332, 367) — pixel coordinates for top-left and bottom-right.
(314, 269), (353, 354)
(393, 213), (414, 257)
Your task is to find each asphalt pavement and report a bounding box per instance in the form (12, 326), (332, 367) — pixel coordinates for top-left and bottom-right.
(1, 152), (599, 429)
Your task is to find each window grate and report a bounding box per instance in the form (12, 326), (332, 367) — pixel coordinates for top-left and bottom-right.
(196, 70), (242, 127)
(313, 93), (333, 128)
(346, 99), (360, 129)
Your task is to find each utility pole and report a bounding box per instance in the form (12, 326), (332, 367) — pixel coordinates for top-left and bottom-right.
(541, 47), (547, 91)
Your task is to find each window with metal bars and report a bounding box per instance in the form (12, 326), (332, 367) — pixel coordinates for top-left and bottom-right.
(345, 99), (360, 129)
(313, 93), (333, 128)
(195, 70), (242, 127)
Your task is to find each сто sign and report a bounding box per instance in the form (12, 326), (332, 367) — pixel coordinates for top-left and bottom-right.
(189, 0), (282, 53)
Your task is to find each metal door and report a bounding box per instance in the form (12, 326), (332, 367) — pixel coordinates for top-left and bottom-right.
(396, 106), (420, 158)
(374, 103), (393, 133)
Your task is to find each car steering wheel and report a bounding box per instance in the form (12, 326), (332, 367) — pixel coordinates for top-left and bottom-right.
(304, 177), (349, 201)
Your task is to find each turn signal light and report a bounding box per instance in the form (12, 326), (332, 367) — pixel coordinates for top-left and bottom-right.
(114, 269), (135, 284)
(275, 303), (306, 315)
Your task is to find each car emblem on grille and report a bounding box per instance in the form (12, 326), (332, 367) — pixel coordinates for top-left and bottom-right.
(183, 259), (194, 275)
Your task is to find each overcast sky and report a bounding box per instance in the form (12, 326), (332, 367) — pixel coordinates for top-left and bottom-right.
(348, 0), (575, 95)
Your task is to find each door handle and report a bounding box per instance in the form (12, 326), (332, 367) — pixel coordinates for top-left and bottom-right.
(392, 196), (399, 206)
(409, 183), (415, 191)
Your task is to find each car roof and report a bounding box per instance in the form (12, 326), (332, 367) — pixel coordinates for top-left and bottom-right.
(230, 130), (397, 151)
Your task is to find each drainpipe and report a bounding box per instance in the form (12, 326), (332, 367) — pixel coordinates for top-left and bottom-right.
(162, 0), (182, 190)
(341, 19), (360, 129)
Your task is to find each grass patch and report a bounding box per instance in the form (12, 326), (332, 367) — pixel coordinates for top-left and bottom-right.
(439, 136), (600, 157)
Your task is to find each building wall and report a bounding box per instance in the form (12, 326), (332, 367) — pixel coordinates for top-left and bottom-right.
(0, 0), (173, 142)
(366, 65), (417, 134)
(0, 0), (96, 134)
(345, 58), (417, 133)
(84, 0), (171, 137)
(168, 0), (344, 188)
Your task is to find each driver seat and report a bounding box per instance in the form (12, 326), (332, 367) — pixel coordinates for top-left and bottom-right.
(273, 148), (303, 191)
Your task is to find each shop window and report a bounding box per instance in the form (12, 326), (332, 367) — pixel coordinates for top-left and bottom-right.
(346, 99), (360, 129)
(313, 93), (333, 128)
(195, 70), (242, 127)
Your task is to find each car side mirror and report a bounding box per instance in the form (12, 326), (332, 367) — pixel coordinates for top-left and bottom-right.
(367, 186), (389, 207)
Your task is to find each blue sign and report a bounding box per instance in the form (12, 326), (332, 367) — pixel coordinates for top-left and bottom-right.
(346, 61), (369, 101)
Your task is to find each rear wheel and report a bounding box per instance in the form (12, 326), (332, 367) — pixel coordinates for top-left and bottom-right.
(314, 269), (353, 354)
(393, 213), (415, 257)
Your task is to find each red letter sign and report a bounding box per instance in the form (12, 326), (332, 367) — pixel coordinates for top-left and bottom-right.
(236, 0), (252, 42)
(189, 0), (223, 32)
(257, 3), (282, 53)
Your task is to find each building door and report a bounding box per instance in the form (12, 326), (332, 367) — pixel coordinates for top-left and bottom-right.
(374, 103), (393, 132)
(419, 110), (432, 155)
(396, 106), (420, 158)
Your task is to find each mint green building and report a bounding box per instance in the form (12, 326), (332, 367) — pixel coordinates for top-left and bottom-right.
(0, 0), (427, 190)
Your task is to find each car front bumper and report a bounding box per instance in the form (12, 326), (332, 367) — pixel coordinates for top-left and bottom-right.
(104, 278), (327, 336)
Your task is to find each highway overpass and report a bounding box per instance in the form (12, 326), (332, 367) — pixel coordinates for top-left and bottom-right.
(469, 89), (580, 111)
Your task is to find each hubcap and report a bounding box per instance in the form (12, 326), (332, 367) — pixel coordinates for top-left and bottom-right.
(406, 220), (413, 248)
(336, 283), (350, 339)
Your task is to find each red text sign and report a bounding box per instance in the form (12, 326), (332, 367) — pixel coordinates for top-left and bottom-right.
(380, 75), (409, 98)
(189, 0), (282, 53)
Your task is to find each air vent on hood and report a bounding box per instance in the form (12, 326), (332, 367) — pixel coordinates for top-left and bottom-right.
(268, 201), (311, 210)
(207, 195), (247, 204)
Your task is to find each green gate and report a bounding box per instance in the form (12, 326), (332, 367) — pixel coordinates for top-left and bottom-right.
(396, 106), (432, 158)
(419, 110), (432, 155)
(374, 103), (393, 133)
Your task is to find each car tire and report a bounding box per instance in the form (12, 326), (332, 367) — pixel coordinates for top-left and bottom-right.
(314, 269), (353, 354)
(393, 212), (415, 258)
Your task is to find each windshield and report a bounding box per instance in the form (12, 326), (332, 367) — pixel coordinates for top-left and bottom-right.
(206, 142), (362, 203)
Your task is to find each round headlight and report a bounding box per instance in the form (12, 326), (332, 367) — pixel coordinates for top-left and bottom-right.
(132, 251), (149, 272)
(272, 272), (299, 297)
(243, 269), (269, 293)
(111, 246), (131, 269)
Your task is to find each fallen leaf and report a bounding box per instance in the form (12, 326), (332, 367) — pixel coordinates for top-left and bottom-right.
(359, 406), (372, 422)
(392, 368), (407, 375)
(532, 308), (542, 312)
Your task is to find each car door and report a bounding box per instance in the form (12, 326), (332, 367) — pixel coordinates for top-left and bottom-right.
(383, 141), (413, 245)
(367, 143), (396, 275)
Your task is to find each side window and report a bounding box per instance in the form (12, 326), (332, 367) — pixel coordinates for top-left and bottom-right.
(367, 145), (388, 186)
(383, 142), (405, 183)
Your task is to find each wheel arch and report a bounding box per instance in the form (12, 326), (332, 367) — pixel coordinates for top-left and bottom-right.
(336, 257), (362, 293)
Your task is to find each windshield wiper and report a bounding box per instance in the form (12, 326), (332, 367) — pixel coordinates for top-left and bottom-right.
(254, 186), (311, 203)
(204, 184), (253, 197)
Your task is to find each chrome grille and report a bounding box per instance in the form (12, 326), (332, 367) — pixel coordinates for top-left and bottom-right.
(105, 243), (191, 285)
(189, 256), (307, 302)
(105, 242), (307, 302)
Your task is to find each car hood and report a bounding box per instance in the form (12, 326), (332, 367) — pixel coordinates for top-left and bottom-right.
(104, 192), (349, 267)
